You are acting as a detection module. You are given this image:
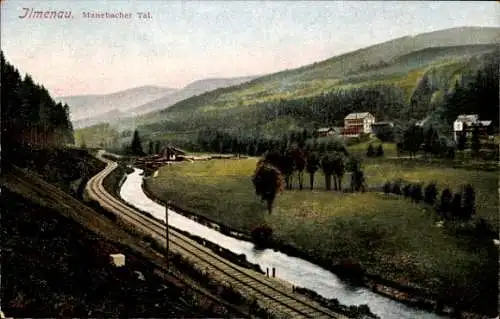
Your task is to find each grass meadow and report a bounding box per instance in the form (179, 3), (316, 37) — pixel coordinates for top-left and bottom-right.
(145, 156), (498, 309)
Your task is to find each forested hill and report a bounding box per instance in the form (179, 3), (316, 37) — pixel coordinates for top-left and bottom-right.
(1, 51), (74, 157)
(133, 27), (499, 143)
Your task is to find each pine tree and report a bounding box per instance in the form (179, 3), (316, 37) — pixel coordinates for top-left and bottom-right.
(155, 141), (162, 154)
(148, 140), (154, 154)
(457, 130), (467, 151)
(471, 124), (481, 155)
(462, 184), (476, 221)
(130, 130), (144, 156)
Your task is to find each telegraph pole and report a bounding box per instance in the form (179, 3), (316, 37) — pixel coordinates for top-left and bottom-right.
(166, 200), (170, 268)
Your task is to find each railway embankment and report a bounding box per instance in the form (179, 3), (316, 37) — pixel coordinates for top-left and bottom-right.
(1, 147), (273, 318)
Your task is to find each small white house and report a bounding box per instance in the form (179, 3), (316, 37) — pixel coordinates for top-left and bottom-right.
(317, 127), (341, 137)
(344, 112), (376, 134)
(453, 114), (485, 142)
(109, 253), (126, 267)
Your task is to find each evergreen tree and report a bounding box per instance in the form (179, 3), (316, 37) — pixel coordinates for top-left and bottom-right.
(450, 193), (463, 220)
(439, 188), (453, 220)
(457, 129), (467, 151)
(424, 182), (438, 205)
(130, 130), (144, 156)
(1, 51), (74, 153)
(155, 141), (162, 154)
(462, 184), (476, 221)
(148, 140), (154, 154)
(471, 124), (481, 155)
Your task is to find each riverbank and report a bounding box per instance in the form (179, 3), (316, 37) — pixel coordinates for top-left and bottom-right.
(144, 158), (499, 318)
(106, 162), (380, 318)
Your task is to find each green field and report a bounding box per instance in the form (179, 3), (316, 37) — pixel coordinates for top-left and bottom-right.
(145, 157), (498, 311)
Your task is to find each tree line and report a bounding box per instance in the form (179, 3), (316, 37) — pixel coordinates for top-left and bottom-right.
(1, 51), (74, 157)
(438, 48), (499, 128)
(251, 145), (367, 214)
(383, 180), (477, 222)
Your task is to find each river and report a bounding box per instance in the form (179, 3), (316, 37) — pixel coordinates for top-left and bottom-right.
(120, 168), (446, 319)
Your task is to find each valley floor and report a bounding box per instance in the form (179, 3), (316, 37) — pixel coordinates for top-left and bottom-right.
(144, 156), (499, 317)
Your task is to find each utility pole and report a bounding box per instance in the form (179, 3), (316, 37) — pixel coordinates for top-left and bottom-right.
(166, 201), (170, 269)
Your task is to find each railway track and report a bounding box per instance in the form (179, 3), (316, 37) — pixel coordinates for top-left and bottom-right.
(85, 151), (347, 319)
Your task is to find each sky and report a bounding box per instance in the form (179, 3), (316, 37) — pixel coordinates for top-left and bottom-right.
(1, 1), (499, 97)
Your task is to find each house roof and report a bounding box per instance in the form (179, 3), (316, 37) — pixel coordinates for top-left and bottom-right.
(317, 127), (341, 133)
(456, 114), (479, 122)
(162, 146), (186, 155)
(345, 112), (374, 120)
(415, 117), (430, 127)
(372, 121), (394, 126)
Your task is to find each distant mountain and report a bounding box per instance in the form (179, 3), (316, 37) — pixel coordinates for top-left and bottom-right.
(72, 109), (127, 130)
(56, 85), (177, 122)
(128, 75), (259, 115)
(66, 76), (259, 129)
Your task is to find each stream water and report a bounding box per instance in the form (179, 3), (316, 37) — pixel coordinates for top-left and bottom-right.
(120, 168), (446, 319)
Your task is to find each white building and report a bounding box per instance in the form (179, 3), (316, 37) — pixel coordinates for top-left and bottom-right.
(344, 112), (376, 135)
(453, 114), (492, 142)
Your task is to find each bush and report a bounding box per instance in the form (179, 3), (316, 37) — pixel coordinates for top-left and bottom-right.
(382, 181), (392, 194)
(462, 184), (476, 221)
(450, 193), (463, 219)
(446, 146), (456, 160)
(359, 133), (371, 143)
(375, 126), (394, 142)
(376, 144), (384, 157)
(251, 225), (273, 248)
(366, 144), (375, 157)
(410, 184), (423, 203)
(439, 188), (453, 219)
(402, 183), (412, 198)
(424, 182), (438, 205)
(392, 181), (402, 195)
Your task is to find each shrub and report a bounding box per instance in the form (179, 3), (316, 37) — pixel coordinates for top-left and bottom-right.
(439, 188), (453, 219)
(462, 184), (476, 221)
(392, 181), (402, 195)
(382, 181), (392, 194)
(359, 133), (371, 143)
(376, 144), (384, 157)
(251, 225), (273, 248)
(450, 193), (463, 219)
(472, 218), (497, 240)
(446, 146), (456, 160)
(410, 184), (423, 203)
(350, 170), (366, 192)
(366, 144), (375, 157)
(402, 183), (412, 198)
(424, 182), (438, 205)
(375, 126), (394, 142)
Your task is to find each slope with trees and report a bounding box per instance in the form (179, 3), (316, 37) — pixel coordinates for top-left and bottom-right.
(1, 51), (74, 162)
